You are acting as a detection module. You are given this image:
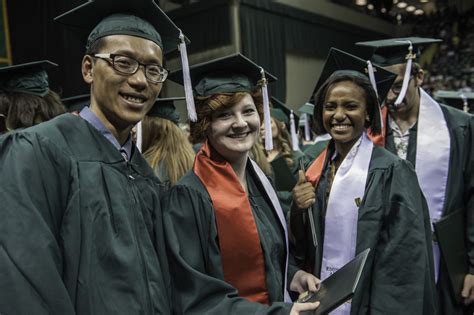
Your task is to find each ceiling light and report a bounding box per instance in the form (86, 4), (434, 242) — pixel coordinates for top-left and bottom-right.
(393, 0), (399, 3)
(367, 3), (374, 10)
(420, 0), (429, 3)
(397, 13), (402, 20)
(414, 9), (425, 15)
(406, 5), (416, 12)
(381, 7), (387, 13)
(397, 2), (408, 8)
(356, 0), (367, 5)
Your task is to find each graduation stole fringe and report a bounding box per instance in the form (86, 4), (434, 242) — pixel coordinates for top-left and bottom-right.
(193, 141), (269, 304)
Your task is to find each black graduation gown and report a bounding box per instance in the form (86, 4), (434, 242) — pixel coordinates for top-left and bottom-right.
(386, 104), (474, 314)
(272, 151), (310, 215)
(0, 114), (172, 314)
(292, 145), (437, 314)
(162, 164), (295, 314)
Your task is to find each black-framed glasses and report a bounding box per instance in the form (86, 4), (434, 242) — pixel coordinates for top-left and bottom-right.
(93, 53), (168, 83)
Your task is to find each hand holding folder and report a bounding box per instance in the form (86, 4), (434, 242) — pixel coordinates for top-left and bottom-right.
(297, 248), (370, 315)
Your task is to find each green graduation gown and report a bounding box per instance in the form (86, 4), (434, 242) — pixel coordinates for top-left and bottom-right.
(0, 114), (172, 314)
(302, 140), (330, 160)
(386, 104), (474, 314)
(162, 163), (296, 314)
(292, 145), (437, 314)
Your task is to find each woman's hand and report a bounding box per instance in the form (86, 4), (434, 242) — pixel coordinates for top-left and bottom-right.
(290, 269), (321, 294)
(290, 301), (320, 315)
(292, 170), (316, 211)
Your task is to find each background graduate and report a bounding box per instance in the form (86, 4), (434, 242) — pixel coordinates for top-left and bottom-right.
(357, 37), (474, 314)
(142, 97), (195, 188)
(0, 0), (190, 313)
(290, 48), (437, 314)
(163, 53), (320, 314)
(0, 61), (65, 131)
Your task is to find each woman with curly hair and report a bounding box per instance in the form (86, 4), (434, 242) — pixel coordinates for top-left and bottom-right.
(141, 97), (195, 188)
(163, 53), (320, 315)
(0, 61), (65, 132)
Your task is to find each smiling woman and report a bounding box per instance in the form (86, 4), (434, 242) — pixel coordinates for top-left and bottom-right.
(162, 53), (321, 314)
(290, 48), (437, 314)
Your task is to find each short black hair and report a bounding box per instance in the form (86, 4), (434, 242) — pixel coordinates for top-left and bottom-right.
(312, 71), (381, 136)
(85, 37), (107, 55)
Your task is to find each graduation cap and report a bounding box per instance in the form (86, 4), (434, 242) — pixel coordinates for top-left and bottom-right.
(356, 37), (442, 67)
(54, 0), (189, 55)
(270, 96), (300, 151)
(0, 60), (57, 97)
(169, 53), (278, 150)
(311, 48), (397, 106)
(297, 102), (315, 141)
(61, 94), (90, 113)
(55, 0), (194, 120)
(434, 90), (474, 113)
(147, 97), (183, 124)
(356, 37), (441, 107)
(298, 102), (314, 116)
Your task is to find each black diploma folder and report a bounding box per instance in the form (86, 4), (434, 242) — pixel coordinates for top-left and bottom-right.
(298, 248), (370, 315)
(433, 210), (468, 303)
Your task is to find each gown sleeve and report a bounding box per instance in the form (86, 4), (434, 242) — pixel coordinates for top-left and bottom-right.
(0, 132), (77, 314)
(366, 159), (436, 314)
(465, 115), (474, 274)
(162, 183), (293, 314)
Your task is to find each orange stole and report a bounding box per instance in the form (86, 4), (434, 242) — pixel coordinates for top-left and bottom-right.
(193, 141), (269, 304)
(368, 106), (388, 147)
(306, 146), (329, 187)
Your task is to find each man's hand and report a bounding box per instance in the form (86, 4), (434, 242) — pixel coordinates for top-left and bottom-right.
(290, 302), (320, 315)
(461, 274), (474, 305)
(290, 269), (321, 294)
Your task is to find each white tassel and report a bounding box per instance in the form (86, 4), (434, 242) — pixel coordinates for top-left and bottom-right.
(394, 41), (414, 107)
(136, 120), (143, 153)
(366, 60), (379, 99)
(367, 60), (383, 131)
(460, 93), (469, 113)
(178, 29), (197, 122)
(261, 68), (273, 151)
(290, 110), (300, 151)
(303, 113), (311, 141)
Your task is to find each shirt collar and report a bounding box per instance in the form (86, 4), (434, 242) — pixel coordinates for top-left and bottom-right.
(79, 106), (133, 160)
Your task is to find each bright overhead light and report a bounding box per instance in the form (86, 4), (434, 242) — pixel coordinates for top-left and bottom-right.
(397, 2), (408, 8)
(406, 5), (416, 12)
(397, 13), (402, 20)
(356, 0), (367, 5)
(414, 9), (425, 15)
(381, 7), (387, 13)
(420, 0), (429, 3)
(367, 3), (374, 10)
(393, 0), (398, 3)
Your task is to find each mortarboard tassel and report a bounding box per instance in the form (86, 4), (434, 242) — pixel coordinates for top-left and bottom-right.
(178, 29), (197, 122)
(136, 120), (143, 153)
(461, 93), (469, 113)
(260, 68), (273, 151)
(303, 113), (311, 142)
(394, 40), (414, 107)
(366, 60), (384, 132)
(290, 110), (300, 151)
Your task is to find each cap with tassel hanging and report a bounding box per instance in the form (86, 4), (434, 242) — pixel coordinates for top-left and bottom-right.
(290, 110), (300, 151)
(260, 68), (273, 151)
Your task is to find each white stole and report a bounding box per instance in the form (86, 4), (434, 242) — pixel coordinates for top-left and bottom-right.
(250, 160), (292, 303)
(321, 133), (373, 315)
(416, 88), (450, 282)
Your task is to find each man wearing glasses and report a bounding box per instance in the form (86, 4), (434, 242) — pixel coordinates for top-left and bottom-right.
(357, 37), (474, 315)
(0, 0), (189, 313)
